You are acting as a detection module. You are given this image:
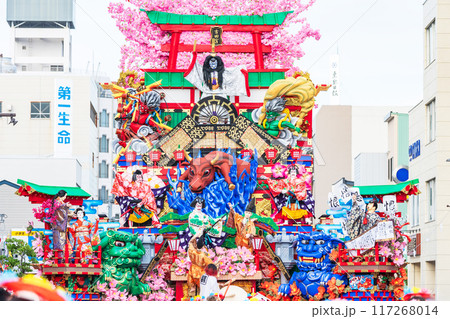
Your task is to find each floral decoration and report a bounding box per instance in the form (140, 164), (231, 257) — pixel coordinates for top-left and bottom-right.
(171, 246), (257, 277)
(96, 266), (174, 301)
(108, 0), (320, 75)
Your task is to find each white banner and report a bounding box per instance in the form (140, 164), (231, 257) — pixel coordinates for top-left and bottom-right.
(327, 192), (341, 210)
(346, 220), (395, 250)
(383, 195), (397, 218)
(54, 79), (73, 157)
(350, 187), (366, 211)
(330, 54), (340, 105)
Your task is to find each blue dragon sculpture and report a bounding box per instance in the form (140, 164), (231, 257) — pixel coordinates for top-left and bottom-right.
(278, 231), (348, 299)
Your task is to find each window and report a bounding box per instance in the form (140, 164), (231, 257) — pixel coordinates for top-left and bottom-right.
(98, 186), (108, 202)
(97, 85), (112, 98)
(99, 135), (109, 153)
(427, 178), (436, 221)
(90, 103), (98, 126)
(426, 20), (436, 65)
(425, 261), (436, 293)
(427, 99), (436, 142)
(411, 195), (420, 226)
(0, 101), (2, 113)
(388, 157), (393, 181)
(50, 65), (64, 72)
(22, 65), (27, 71)
(31, 102), (50, 118)
(99, 110), (109, 127)
(99, 160), (109, 178)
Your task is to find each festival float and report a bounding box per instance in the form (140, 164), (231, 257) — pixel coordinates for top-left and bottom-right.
(1, 0), (423, 302)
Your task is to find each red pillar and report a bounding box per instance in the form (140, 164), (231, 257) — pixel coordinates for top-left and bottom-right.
(375, 242), (379, 262)
(168, 32), (181, 70)
(64, 242), (69, 264)
(176, 281), (183, 301)
(252, 32), (264, 69)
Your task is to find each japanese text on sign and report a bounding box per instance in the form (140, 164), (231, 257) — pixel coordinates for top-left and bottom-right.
(54, 80), (73, 157)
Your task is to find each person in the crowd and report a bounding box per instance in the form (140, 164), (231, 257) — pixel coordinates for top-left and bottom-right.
(200, 264), (235, 301)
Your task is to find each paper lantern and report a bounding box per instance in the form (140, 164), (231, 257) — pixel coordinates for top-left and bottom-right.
(173, 150), (185, 161)
(240, 148), (253, 158)
(289, 148), (303, 160)
(251, 238), (263, 251)
(125, 151), (136, 165)
(149, 149), (161, 163)
(264, 147), (278, 164)
(168, 239), (180, 252)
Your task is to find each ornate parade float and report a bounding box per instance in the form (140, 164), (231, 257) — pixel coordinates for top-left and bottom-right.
(1, 0), (423, 302)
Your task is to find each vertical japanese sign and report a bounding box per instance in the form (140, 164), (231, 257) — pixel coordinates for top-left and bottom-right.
(54, 79), (73, 157)
(210, 26), (223, 46)
(330, 55), (339, 105)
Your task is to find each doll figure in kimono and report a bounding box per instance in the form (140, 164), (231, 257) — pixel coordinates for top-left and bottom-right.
(344, 198), (381, 239)
(187, 228), (214, 296)
(268, 164), (315, 224)
(178, 197), (226, 251)
(111, 167), (160, 228)
(227, 199), (257, 252)
(184, 51), (249, 99)
(68, 208), (99, 262)
(50, 190), (73, 251)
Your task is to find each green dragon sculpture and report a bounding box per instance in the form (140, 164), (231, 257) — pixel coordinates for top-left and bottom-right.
(93, 230), (150, 296)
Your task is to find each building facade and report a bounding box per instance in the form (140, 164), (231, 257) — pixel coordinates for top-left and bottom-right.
(313, 105), (409, 215)
(0, 0), (116, 233)
(406, 0), (450, 301)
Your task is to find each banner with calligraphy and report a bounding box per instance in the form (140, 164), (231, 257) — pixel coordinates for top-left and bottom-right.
(328, 183), (365, 211)
(382, 195), (397, 219)
(54, 79), (73, 157)
(346, 220), (395, 251)
(330, 55), (339, 105)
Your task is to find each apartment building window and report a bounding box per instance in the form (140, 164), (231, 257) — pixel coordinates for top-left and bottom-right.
(387, 157), (393, 181)
(31, 102), (50, 118)
(427, 178), (436, 221)
(99, 110), (109, 127)
(98, 186), (108, 202)
(99, 135), (109, 153)
(90, 103), (98, 127)
(426, 99), (436, 143)
(411, 195), (420, 227)
(426, 20), (436, 65)
(50, 65), (64, 72)
(99, 160), (109, 178)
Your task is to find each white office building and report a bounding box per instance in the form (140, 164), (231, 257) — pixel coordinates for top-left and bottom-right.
(406, 0), (450, 301)
(0, 0), (116, 234)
